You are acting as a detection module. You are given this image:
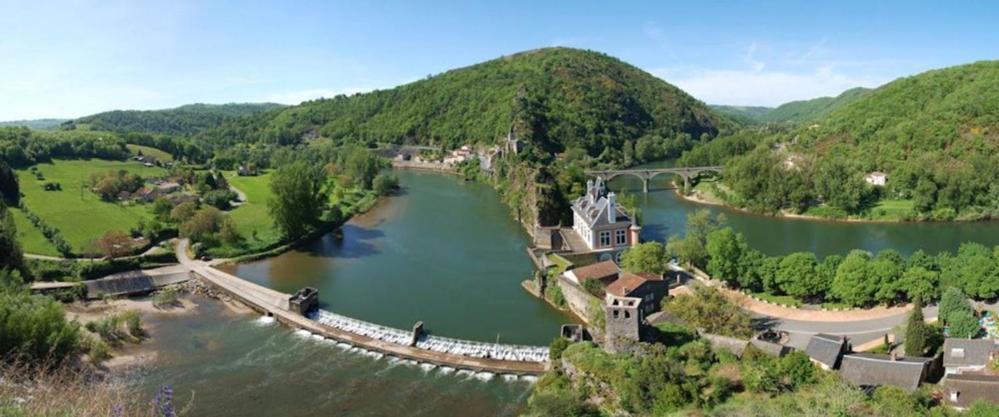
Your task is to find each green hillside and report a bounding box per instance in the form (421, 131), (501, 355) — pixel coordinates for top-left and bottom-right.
(710, 105), (773, 125)
(681, 60), (999, 221)
(203, 47), (731, 162)
(65, 102), (284, 136)
(759, 87), (871, 124)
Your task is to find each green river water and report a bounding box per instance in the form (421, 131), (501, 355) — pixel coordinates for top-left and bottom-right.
(134, 169), (999, 416)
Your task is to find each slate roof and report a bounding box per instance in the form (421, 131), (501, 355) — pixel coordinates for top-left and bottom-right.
(804, 333), (847, 369)
(605, 272), (663, 297)
(571, 178), (630, 228)
(943, 338), (998, 369)
(838, 353), (931, 391)
(944, 373), (999, 408)
(567, 261), (619, 283)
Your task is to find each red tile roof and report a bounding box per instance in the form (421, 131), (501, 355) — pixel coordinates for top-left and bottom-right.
(568, 260), (619, 282)
(606, 272), (661, 297)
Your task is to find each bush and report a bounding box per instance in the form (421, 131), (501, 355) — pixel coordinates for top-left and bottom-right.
(152, 287), (181, 308)
(372, 172), (400, 196)
(123, 310), (143, 338)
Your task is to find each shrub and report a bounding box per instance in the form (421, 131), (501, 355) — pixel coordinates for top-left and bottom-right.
(153, 287), (181, 308)
(373, 172), (400, 196)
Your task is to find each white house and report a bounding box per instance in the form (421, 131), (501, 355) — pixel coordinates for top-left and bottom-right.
(570, 178), (640, 255)
(865, 171), (888, 186)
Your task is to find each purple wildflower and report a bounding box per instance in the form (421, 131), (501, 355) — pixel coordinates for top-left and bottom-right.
(152, 385), (176, 417)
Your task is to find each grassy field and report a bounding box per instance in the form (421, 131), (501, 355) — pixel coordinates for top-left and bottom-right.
(125, 144), (174, 162)
(10, 208), (60, 256)
(16, 159), (167, 255)
(216, 172), (282, 256)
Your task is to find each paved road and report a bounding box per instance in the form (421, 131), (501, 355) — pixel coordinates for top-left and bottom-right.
(770, 306), (939, 349)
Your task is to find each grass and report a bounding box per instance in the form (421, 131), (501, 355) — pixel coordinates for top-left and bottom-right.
(211, 172), (282, 256)
(746, 291), (803, 308)
(16, 159), (167, 255)
(125, 144), (174, 162)
(10, 208), (60, 256)
(820, 301), (856, 310)
(545, 253), (573, 276)
(864, 199), (914, 221)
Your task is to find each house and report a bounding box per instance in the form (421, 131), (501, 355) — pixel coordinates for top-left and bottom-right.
(156, 181), (181, 194)
(443, 145), (475, 165)
(570, 178), (640, 256)
(237, 164), (258, 176)
(864, 171), (888, 186)
(135, 187), (160, 202)
(838, 353), (932, 391)
(604, 272), (668, 316)
(942, 338), (999, 375)
(944, 373), (999, 410)
(563, 260), (620, 286)
(804, 333), (849, 370)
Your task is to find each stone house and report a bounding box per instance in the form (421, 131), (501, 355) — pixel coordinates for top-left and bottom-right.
(864, 171), (888, 186)
(942, 338), (999, 375)
(944, 373), (999, 409)
(838, 353), (932, 392)
(604, 272), (668, 316)
(570, 178), (640, 259)
(804, 333), (849, 370)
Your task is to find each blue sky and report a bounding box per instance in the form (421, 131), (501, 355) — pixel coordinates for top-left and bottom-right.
(1, 0), (996, 120)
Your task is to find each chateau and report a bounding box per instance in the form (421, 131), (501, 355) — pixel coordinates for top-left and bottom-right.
(570, 178), (640, 259)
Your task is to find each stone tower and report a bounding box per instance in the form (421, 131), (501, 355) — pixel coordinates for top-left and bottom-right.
(603, 295), (643, 353)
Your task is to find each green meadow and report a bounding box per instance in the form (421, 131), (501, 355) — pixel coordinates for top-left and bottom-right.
(16, 159), (167, 255)
(126, 144), (175, 162)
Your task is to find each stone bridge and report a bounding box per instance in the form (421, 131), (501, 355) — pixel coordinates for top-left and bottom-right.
(585, 166), (724, 192)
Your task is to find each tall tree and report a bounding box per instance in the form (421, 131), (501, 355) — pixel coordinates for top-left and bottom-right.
(705, 227), (747, 284)
(268, 161), (329, 239)
(830, 250), (876, 307)
(0, 202), (23, 272)
(0, 160), (19, 206)
(904, 297), (928, 356)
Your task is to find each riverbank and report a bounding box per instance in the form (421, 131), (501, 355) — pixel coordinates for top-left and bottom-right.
(674, 181), (935, 224)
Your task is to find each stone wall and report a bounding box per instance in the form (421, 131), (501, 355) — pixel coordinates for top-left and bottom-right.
(556, 275), (600, 325)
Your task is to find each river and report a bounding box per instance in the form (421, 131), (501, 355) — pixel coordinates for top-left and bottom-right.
(132, 168), (999, 416)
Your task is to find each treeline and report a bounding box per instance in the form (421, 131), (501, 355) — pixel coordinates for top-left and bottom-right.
(66, 102), (283, 136)
(0, 127), (130, 168)
(651, 209), (999, 308)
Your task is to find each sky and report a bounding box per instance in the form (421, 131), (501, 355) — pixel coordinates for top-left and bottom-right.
(0, 0), (996, 120)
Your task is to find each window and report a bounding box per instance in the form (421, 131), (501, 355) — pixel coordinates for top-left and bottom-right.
(615, 229), (627, 245)
(599, 231), (611, 247)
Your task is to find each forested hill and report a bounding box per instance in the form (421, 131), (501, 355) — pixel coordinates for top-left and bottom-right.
(711, 87), (871, 126)
(681, 60), (999, 220)
(203, 47), (731, 161)
(64, 103), (284, 136)
(760, 87), (871, 124)
(710, 105), (773, 125)
(0, 119), (69, 130)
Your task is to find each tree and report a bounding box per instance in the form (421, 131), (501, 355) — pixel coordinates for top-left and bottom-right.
(94, 230), (132, 259)
(268, 161), (329, 239)
(372, 172), (400, 196)
(668, 209), (725, 268)
(0, 203), (24, 272)
(180, 207), (224, 243)
(776, 252), (822, 300)
(151, 197), (173, 222)
(939, 287), (980, 338)
(871, 249), (905, 303)
(0, 286), (81, 364)
(912, 177), (937, 212)
(904, 297), (928, 356)
(620, 241), (668, 275)
(830, 250), (876, 307)
(897, 266), (939, 301)
(705, 227), (747, 284)
(956, 242), (999, 299)
(170, 201), (199, 224)
(0, 159), (19, 206)
(663, 285), (752, 338)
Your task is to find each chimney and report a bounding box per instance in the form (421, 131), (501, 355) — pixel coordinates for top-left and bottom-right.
(607, 192), (616, 223)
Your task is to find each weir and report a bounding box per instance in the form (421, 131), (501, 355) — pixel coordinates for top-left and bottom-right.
(183, 251), (549, 375)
